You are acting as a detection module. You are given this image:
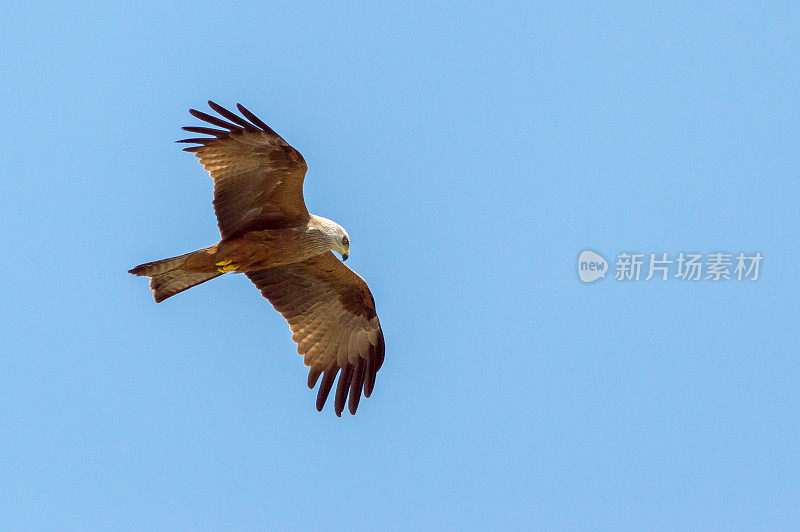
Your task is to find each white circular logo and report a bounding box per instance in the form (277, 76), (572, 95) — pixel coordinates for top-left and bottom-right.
(578, 250), (608, 283)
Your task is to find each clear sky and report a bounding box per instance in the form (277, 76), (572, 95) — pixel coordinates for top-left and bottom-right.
(1, 2), (798, 529)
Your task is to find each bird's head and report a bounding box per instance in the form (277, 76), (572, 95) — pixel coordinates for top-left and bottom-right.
(312, 215), (351, 261)
(337, 230), (350, 261)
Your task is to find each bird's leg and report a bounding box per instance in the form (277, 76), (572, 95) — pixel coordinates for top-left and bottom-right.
(214, 259), (237, 273)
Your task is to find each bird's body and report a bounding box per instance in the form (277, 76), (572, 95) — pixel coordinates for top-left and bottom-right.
(154, 215), (345, 275)
(129, 102), (384, 416)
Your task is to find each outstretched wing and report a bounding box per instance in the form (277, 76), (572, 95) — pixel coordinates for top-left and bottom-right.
(246, 252), (385, 416)
(178, 101), (309, 239)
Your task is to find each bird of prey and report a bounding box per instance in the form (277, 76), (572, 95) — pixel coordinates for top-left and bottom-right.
(129, 101), (385, 416)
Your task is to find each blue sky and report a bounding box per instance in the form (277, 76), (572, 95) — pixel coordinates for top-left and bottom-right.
(1, 2), (798, 529)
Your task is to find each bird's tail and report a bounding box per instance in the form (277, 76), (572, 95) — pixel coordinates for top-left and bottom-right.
(128, 247), (221, 303)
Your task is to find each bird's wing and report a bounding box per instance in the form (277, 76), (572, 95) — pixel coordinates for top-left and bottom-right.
(246, 252), (385, 416)
(178, 101), (309, 239)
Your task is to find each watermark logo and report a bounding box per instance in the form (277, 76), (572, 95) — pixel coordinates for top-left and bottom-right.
(578, 250), (608, 283)
(577, 251), (762, 282)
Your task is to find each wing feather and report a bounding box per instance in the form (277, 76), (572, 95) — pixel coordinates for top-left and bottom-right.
(237, 103), (279, 135)
(247, 252), (384, 416)
(208, 100), (259, 130)
(335, 364), (354, 416)
(178, 101), (309, 239)
(348, 357), (365, 415)
(364, 346), (376, 398)
(188, 108), (243, 132)
(316, 367), (338, 412)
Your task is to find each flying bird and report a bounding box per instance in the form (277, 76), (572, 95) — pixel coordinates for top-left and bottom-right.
(129, 101), (385, 416)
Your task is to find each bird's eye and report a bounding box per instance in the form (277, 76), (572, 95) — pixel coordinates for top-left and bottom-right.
(342, 236), (349, 246)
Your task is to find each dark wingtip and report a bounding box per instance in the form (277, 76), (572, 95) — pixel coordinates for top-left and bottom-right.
(208, 100), (257, 130)
(376, 330), (386, 371)
(316, 369), (337, 412)
(334, 364), (353, 417)
(181, 126), (225, 136)
(306, 332), (384, 415)
(348, 358), (365, 415)
(364, 345), (376, 398)
(236, 103), (277, 135)
(189, 108), (243, 132)
(307, 367), (322, 389)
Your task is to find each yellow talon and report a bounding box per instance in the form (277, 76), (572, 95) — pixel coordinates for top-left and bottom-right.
(215, 260), (237, 273)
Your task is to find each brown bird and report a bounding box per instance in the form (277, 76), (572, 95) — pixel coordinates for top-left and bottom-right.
(129, 101), (384, 416)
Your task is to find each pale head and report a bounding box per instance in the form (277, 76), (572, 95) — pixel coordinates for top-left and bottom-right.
(309, 214), (351, 261)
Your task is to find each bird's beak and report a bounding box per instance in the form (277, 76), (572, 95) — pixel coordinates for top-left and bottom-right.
(341, 252), (349, 261)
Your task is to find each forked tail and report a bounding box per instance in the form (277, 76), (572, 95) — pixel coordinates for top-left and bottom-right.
(129, 248), (221, 303)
